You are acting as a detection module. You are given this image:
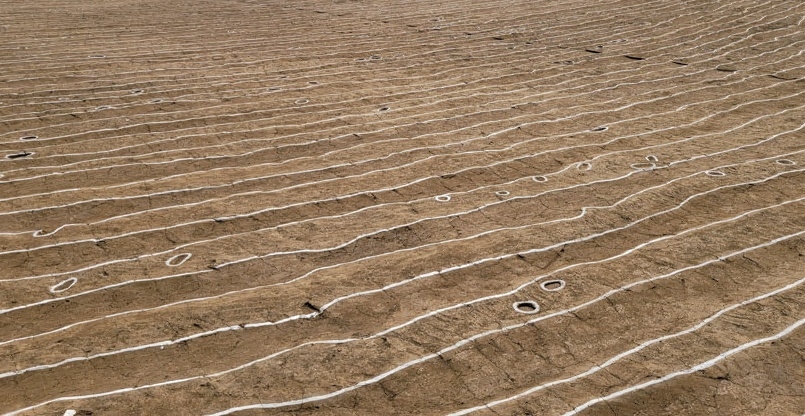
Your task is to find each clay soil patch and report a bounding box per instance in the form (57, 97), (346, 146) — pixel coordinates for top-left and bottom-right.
(1, 0), (804, 415)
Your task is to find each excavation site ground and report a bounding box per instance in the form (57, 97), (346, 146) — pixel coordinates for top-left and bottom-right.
(1, 0), (804, 415)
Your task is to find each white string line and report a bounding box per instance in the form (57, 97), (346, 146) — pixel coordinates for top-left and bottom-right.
(2, 0), (449, 39)
(4, 34), (796, 211)
(223, 151), (805, 278)
(4, 44), (555, 110)
(0, 1), (788, 290)
(0, 0), (796, 332)
(4, 82), (796, 264)
(3, 144), (800, 370)
(18, 148), (802, 319)
(0, 40), (548, 115)
(2, 13), (557, 86)
(3, 122), (800, 338)
(6, 146), (805, 345)
(1, 0), (771, 92)
(0, 0), (692, 90)
(0, 4), (428, 64)
(10, 0), (513, 37)
(3, 0), (766, 50)
(7, 23), (748, 135)
(2, 42), (727, 172)
(4, 5), (784, 168)
(0, 0), (661, 102)
(560, 316), (805, 416)
(2, 149), (799, 356)
(0, 65), (634, 172)
(0, 0), (780, 164)
(0, 21), (408, 70)
(1, 0), (728, 123)
(3, 52), (800, 416)
(0, 36), (744, 176)
(3, 166), (801, 381)
(3, 65), (801, 241)
(4, 0), (784, 135)
(0, 0), (378, 45)
(3, 116), (803, 307)
(6, 16), (796, 188)
(0, 0), (796, 354)
(0, 0), (666, 117)
(2, 47), (552, 139)
(2, 72), (756, 224)
(0, 67), (514, 127)
(311, 194), (805, 329)
(0, 0), (621, 69)
(3, 97), (802, 286)
(0, 36), (614, 120)
(12, 72), (788, 190)
(0, 58), (743, 188)
(0, 58), (681, 173)
(3, 117), (802, 302)
(6, 47), (784, 195)
(4, 71), (772, 213)
(7, 221), (799, 416)
(1, 47), (623, 117)
(0, 67), (666, 173)
(201, 231), (805, 416)
(448, 274), (805, 415)
(0, 46), (736, 158)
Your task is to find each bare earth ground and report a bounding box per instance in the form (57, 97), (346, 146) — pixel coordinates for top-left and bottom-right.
(0, 0), (804, 415)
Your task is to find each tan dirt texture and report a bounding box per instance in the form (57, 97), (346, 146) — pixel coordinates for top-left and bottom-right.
(1, 0), (804, 415)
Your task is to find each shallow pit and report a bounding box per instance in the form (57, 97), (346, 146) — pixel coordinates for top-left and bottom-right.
(513, 301), (540, 314)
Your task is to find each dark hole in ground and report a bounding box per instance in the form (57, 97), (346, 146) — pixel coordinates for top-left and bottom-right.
(7, 151), (32, 159)
(514, 301), (539, 313)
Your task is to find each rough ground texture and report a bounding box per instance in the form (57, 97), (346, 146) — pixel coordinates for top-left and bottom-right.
(0, 0), (804, 415)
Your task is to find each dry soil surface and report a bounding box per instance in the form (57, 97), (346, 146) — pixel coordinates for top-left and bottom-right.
(1, 0), (804, 415)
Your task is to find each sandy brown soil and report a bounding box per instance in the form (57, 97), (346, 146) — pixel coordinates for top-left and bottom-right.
(1, 0), (804, 415)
